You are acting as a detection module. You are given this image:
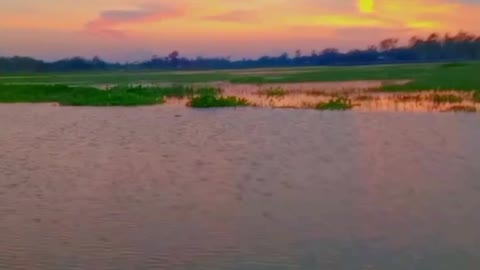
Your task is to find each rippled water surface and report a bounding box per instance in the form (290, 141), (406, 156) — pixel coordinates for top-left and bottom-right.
(1, 104), (480, 270)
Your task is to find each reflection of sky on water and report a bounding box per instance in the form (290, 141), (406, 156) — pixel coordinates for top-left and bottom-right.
(1, 104), (480, 269)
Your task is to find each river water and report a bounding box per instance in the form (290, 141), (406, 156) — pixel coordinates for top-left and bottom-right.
(1, 104), (480, 269)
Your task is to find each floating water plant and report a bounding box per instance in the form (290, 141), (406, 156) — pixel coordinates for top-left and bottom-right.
(315, 98), (353, 110)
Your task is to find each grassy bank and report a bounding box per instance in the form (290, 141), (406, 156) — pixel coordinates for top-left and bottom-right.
(247, 64), (480, 93)
(230, 62), (480, 92)
(0, 84), (219, 106)
(381, 62), (480, 92)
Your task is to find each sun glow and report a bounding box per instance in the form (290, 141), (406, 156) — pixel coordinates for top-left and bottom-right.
(358, 0), (375, 13)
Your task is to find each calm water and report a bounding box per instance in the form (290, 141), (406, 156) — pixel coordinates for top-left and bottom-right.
(1, 104), (480, 270)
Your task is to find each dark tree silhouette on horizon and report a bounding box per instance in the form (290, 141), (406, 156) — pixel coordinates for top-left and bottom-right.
(1, 31), (480, 72)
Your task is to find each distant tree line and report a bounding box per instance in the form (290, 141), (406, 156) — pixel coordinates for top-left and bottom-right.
(1, 32), (480, 73)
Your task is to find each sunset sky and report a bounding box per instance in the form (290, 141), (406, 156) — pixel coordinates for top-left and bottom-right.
(1, 0), (480, 61)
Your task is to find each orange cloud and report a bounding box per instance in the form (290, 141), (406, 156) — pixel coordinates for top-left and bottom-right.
(292, 0), (469, 32)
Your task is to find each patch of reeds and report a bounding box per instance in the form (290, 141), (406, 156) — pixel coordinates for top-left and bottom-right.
(315, 98), (354, 110)
(442, 105), (477, 113)
(304, 90), (354, 97)
(431, 94), (463, 103)
(355, 95), (376, 101)
(258, 88), (289, 97)
(394, 95), (423, 102)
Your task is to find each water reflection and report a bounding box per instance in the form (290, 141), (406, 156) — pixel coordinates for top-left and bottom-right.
(1, 104), (480, 269)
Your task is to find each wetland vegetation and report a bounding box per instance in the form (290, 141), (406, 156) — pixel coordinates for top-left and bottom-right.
(431, 94), (464, 104)
(258, 88), (290, 97)
(474, 91), (480, 102)
(188, 94), (249, 108)
(0, 61), (479, 110)
(0, 84), (220, 106)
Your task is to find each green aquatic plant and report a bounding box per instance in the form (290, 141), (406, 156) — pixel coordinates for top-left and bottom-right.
(0, 84), (185, 106)
(108, 85), (221, 98)
(195, 87), (223, 97)
(61, 89), (165, 106)
(432, 94), (463, 103)
(474, 91), (480, 102)
(0, 84), (226, 106)
(188, 94), (249, 108)
(315, 98), (353, 110)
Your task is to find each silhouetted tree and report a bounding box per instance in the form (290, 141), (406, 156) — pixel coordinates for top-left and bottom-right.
(379, 38), (399, 51)
(168, 51), (180, 68)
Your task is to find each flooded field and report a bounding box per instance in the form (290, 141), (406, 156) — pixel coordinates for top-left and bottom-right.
(164, 81), (479, 112)
(1, 104), (480, 269)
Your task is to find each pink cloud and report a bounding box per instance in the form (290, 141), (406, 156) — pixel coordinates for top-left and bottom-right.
(203, 10), (260, 23)
(85, 3), (183, 37)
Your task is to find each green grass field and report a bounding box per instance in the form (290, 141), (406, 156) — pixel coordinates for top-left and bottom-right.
(0, 62), (479, 106)
(0, 62), (479, 90)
